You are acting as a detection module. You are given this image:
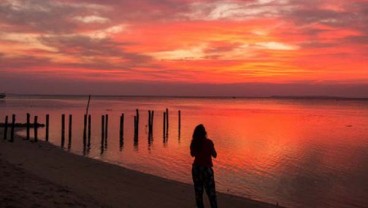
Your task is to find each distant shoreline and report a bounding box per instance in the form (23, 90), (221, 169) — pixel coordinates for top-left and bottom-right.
(4, 93), (368, 101)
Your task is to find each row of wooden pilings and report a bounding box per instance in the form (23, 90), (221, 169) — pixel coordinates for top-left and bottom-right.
(2, 114), (45, 143)
(2, 109), (182, 152)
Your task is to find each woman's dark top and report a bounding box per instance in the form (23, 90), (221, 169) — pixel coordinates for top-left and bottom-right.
(191, 138), (217, 168)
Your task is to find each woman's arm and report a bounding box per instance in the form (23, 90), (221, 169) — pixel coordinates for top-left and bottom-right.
(190, 149), (196, 157)
(190, 143), (196, 157)
(211, 142), (217, 158)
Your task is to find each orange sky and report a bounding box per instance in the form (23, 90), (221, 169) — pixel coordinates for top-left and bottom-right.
(0, 0), (367, 96)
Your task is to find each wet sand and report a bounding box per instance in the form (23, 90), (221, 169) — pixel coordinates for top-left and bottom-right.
(0, 128), (282, 208)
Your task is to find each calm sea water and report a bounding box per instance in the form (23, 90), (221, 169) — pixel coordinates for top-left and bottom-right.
(1, 95), (368, 208)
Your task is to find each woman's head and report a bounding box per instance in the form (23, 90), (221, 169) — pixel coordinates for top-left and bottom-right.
(192, 124), (207, 141)
(190, 124), (207, 154)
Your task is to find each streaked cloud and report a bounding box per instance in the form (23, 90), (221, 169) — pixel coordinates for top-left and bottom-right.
(74, 15), (110, 24)
(38, 35), (153, 69)
(184, 1), (280, 20)
(256, 42), (299, 50)
(85, 25), (126, 39)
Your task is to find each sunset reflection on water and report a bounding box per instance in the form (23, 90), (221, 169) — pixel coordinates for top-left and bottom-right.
(2, 96), (368, 208)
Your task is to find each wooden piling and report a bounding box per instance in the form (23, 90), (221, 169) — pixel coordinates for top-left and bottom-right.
(26, 113), (30, 140)
(151, 111), (154, 122)
(119, 113), (124, 142)
(100, 115), (105, 154)
(134, 115), (138, 147)
(134, 116), (137, 137)
(151, 111), (154, 132)
(135, 109), (139, 136)
(149, 110), (154, 143)
(149, 110), (154, 136)
(105, 114), (108, 138)
(104, 114), (108, 147)
(10, 114), (15, 142)
(163, 112), (166, 138)
(165, 108), (169, 133)
(85, 95), (91, 116)
(87, 114), (91, 148)
(61, 114), (65, 147)
(101, 115), (105, 148)
(45, 114), (49, 142)
(83, 114), (87, 148)
(3, 116), (8, 140)
(68, 114), (72, 149)
(178, 110), (181, 135)
(148, 110), (151, 133)
(34, 116), (38, 142)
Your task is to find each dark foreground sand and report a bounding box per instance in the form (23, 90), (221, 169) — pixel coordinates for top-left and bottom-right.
(0, 128), (282, 208)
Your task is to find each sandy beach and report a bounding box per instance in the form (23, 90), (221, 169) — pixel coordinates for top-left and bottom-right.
(0, 128), (281, 208)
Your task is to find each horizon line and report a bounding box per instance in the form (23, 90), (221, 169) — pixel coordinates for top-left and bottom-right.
(4, 93), (368, 100)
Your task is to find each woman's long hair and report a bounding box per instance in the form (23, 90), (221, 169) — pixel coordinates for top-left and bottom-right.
(190, 124), (207, 155)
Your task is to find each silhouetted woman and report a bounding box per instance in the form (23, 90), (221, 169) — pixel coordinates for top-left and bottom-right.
(190, 124), (218, 208)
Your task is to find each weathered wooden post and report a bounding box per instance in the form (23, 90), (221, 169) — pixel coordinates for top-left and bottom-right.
(45, 114), (49, 142)
(87, 114), (91, 148)
(134, 115), (139, 144)
(166, 108), (169, 133)
(148, 110), (151, 134)
(68, 114), (72, 149)
(26, 113), (30, 140)
(104, 114), (108, 147)
(101, 115), (105, 148)
(163, 112), (166, 138)
(148, 110), (154, 136)
(83, 114), (87, 148)
(34, 116), (38, 142)
(85, 95), (91, 115)
(10, 114), (15, 142)
(178, 110), (181, 136)
(3, 116), (8, 140)
(134, 113), (138, 147)
(135, 109), (139, 137)
(119, 113), (124, 145)
(134, 115), (137, 137)
(151, 111), (154, 133)
(61, 114), (65, 148)
(105, 114), (108, 138)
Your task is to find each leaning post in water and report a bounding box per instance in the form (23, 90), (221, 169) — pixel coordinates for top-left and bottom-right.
(85, 95), (91, 116)
(3, 115), (8, 140)
(26, 113), (30, 140)
(45, 114), (49, 142)
(10, 114), (15, 142)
